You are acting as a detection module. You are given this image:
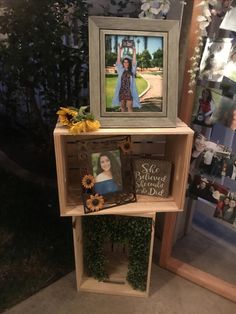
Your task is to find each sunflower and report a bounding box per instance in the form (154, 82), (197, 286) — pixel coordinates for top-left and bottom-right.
(56, 107), (78, 126)
(86, 194), (104, 212)
(82, 174), (95, 189)
(69, 120), (101, 134)
(120, 140), (133, 154)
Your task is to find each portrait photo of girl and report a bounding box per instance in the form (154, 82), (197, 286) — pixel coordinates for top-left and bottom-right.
(105, 34), (164, 113)
(112, 43), (140, 112)
(92, 150), (122, 195)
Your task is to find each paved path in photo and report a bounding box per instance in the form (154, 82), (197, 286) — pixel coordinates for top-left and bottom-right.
(140, 73), (163, 100)
(139, 73), (163, 112)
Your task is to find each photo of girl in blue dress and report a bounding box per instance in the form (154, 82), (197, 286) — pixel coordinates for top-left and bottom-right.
(112, 43), (141, 112)
(92, 150), (122, 195)
(105, 34), (164, 112)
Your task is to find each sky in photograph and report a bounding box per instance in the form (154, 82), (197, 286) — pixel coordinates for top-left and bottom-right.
(108, 35), (163, 57)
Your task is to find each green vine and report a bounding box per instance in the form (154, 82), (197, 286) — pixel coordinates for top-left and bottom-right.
(82, 215), (153, 291)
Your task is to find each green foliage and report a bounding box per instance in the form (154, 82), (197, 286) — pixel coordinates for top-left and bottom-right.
(105, 51), (117, 66)
(0, 0), (88, 139)
(137, 49), (152, 69)
(152, 48), (163, 68)
(82, 215), (152, 291)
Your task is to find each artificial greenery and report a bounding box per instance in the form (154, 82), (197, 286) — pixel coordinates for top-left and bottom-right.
(82, 215), (153, 291)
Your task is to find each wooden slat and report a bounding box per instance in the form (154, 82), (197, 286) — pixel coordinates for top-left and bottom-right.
(165, 257), (236, 303)
(53, 120), (194, 136)
(72, 217), (83, 290)
(62, 201), (181, 217)
(53, 133), (67, 215)
(80, 277), (147, 297)
(159, 212), (177, 268)
(178, 0), (202, 124)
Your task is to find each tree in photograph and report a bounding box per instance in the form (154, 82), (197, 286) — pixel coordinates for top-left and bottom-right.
(152, 49), (163, 68)
(105, 51), (117, 67)
(138, 49), (152, 69)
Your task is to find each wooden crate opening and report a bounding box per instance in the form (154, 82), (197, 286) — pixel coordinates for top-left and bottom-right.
(73, 213), (156, 297)
(54, 123), (193, 216)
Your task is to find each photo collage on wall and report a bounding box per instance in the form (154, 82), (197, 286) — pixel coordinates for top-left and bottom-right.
(189, 1), (236, 229)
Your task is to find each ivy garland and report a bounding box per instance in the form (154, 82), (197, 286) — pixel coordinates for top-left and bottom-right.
(82, 215), (153, 291)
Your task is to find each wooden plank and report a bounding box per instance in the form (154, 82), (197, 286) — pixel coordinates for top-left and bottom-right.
(178, 0), (202, 124)
(53, 133), (67, 215)
(72, 217), (83, 290)
(61, 201), (181, 217)
(166, 257), (236, 303)
(159, 212), (177, 268)
(53, 121), (194, 136)
(80, 277), (147, 297)
(146, 213), (156, 296)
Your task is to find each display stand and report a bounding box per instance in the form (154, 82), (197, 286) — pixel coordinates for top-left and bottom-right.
(54, 119), (193, 296)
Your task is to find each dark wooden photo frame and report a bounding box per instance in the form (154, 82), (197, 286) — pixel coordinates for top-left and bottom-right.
(77, 136), (136, 214)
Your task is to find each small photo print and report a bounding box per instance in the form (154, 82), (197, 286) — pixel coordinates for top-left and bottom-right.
(214, 96), (236, 130)
(224, 44), (236, 82)
(224, 154), (236, 179)
(220, 6), (236, 32)
(199, 38), (232, 82)
(198, 143), (230, 178)
(214, 194), (236, 227)
(189, 175), (229, 204)
(192, 85), (222, 126)
(91, 150), (122, 195)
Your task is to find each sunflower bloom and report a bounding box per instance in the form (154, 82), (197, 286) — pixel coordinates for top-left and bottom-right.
(82, 174), (95, 189)
(56, 107), (78, 126)
(69, 120), (100, 134)
(120, 139), (133, 154)
(86, 194), (104, 212)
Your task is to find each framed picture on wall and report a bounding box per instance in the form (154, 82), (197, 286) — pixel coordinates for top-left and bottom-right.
(89, 16), (179, 127)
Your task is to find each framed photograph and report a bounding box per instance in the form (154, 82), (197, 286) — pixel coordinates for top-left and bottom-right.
(77, 136), (136, 214)
(89, 16), (179, 127)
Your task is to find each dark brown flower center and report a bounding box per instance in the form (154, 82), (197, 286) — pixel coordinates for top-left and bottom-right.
(86, 179), (92, 185)
(66, 113), (73, 120)
(124, 143), (130, 150)
(92, 199), (99, 206)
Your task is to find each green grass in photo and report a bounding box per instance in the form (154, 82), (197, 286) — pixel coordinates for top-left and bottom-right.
(105, 74), (148, 108)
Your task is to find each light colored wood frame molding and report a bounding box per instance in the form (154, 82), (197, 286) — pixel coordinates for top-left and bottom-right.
(89, 16), (179, 127)
(159, 213), (236, 302)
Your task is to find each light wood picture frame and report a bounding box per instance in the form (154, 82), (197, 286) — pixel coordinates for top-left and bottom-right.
(89, 16), (179, 128)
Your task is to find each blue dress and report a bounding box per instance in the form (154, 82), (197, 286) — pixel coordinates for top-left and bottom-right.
(112, 63), (141, 108)
(94, 179), (119, 195)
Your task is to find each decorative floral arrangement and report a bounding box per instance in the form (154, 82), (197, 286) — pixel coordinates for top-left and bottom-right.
(188, 0), (218, 93)
(139, 0), (186, 19)
(56, 106), (100, 134)
(139, 0), (171, 18)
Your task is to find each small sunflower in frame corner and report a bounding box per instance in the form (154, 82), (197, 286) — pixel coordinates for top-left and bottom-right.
(56, 106), (101, 134)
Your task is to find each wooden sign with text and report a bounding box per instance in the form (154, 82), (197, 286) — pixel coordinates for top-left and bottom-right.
(134, 159), (172, 198)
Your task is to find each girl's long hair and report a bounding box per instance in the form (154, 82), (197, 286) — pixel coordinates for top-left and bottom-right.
(122, 57), (133, 76)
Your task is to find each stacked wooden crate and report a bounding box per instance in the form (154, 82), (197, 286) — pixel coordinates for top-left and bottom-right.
(54, 119), (193, 297)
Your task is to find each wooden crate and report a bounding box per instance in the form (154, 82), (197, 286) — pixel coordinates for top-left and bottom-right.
(54, 119), (193, 216)
(72, 212), (156, 297)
